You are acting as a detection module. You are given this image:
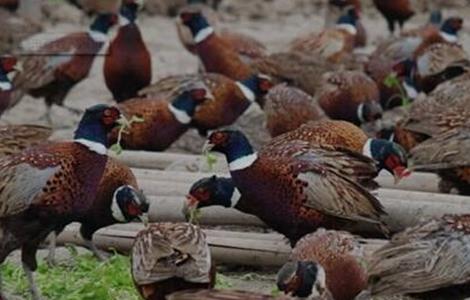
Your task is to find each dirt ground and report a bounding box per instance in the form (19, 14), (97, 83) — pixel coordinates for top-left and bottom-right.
(3, 0), (470, 296)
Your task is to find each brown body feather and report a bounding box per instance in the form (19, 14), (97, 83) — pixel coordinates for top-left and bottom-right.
(0, 125), (52, 157)
(132, 223), (215, 300)
(264, 84), (327, 137)
(104, 23), (152, 102)
(292, 229), (368, 300)
(368, 214), (470, 298)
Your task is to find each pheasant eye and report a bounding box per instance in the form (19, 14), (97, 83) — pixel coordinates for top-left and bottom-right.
(1, 56), (17, 72)
(190, 89), (206, 101)
(180, 12), (193, 23)
(259, 79), (273, 92)
(210, 132), (227, 145)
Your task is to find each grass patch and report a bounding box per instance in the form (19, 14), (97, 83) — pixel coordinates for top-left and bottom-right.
(1, 249), (140, 300)
(1, 248), (246, 299)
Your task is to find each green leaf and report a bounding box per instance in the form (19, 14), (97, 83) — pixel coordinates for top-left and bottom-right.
(384, 73), (400, 88)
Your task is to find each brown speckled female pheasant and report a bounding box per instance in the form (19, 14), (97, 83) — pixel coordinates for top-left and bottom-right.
(279, 229), (368, 300)
(367, 214), (470, 299)
(139, 72), (273, 135)
(187, 130), (388, 245)
(392, 72), (470, 152)
(0, 104), (123, 300)
(0, 125), (51, 157)
(131, 222), (215, 300)
(264, 84), (328, 137)
(413, 42), (469, 93)
(109, 84), (212, 151)
(410, 129), (470, 195)
(290, 8), (359, 63)
(316, 71), (383, 125)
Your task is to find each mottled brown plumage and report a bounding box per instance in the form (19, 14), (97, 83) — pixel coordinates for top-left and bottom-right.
(413, 42), (469, 93)
(0, 9), (42, 53)
(0, 125), (52, 157)
(368, 214), (470, 298)
(132, 223), (215, 300)
(251, 52), (340, 96)
(289, 27), (355, 64)
(394, 74), (470, 151)
(264, 84), (327, 137)
(316, 71), (382, 125)
(410, 129), (470, 195)
(291, 229), (368, 300)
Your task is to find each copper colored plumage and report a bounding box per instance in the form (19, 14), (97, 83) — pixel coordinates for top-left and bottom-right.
(139, 73), (273, 133)
(367, 214), (470, 298)
(204, 130), (387, 245)
(176, 5), (267, 63)
(372, 0), (415, 34)
(291, 229), (368, 300)
(180, 11), (254, 81)
(271, 120), (367, 152)
(104, 1), (152, 102)
(132, 222), (215, 300)
(109, 85), (211, 151)
(316, 71), (382, 125)
(11, 14), (117, 119)
(264, 84), (327, 137)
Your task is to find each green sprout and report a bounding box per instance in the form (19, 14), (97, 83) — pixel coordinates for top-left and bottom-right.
(384, 73), (412, 107)
(205, 153), (218, 171)
(188, 206), (202, 224)
(110, 115), (145, 155)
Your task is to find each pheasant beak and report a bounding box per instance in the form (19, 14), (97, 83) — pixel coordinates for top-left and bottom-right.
(393, 166), (411, 184)
(138, 213), (149, 226)
(202, 141), (215, 154)
(183, 194), (200, 223)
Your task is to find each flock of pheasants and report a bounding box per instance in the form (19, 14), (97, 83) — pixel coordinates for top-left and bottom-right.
(0, 0), (469, 299)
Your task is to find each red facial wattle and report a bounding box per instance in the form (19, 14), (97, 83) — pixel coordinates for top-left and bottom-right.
(127, 202), (142, 217)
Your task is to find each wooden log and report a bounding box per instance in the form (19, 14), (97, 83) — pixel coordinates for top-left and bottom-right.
(56, 223), (386, 267)
(145, 190), (470, 234)
(146, 195), (265, 226)
(130, 165), (441, 194)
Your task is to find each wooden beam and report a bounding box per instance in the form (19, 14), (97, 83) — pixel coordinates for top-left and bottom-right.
(56, 224), (386, 267)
